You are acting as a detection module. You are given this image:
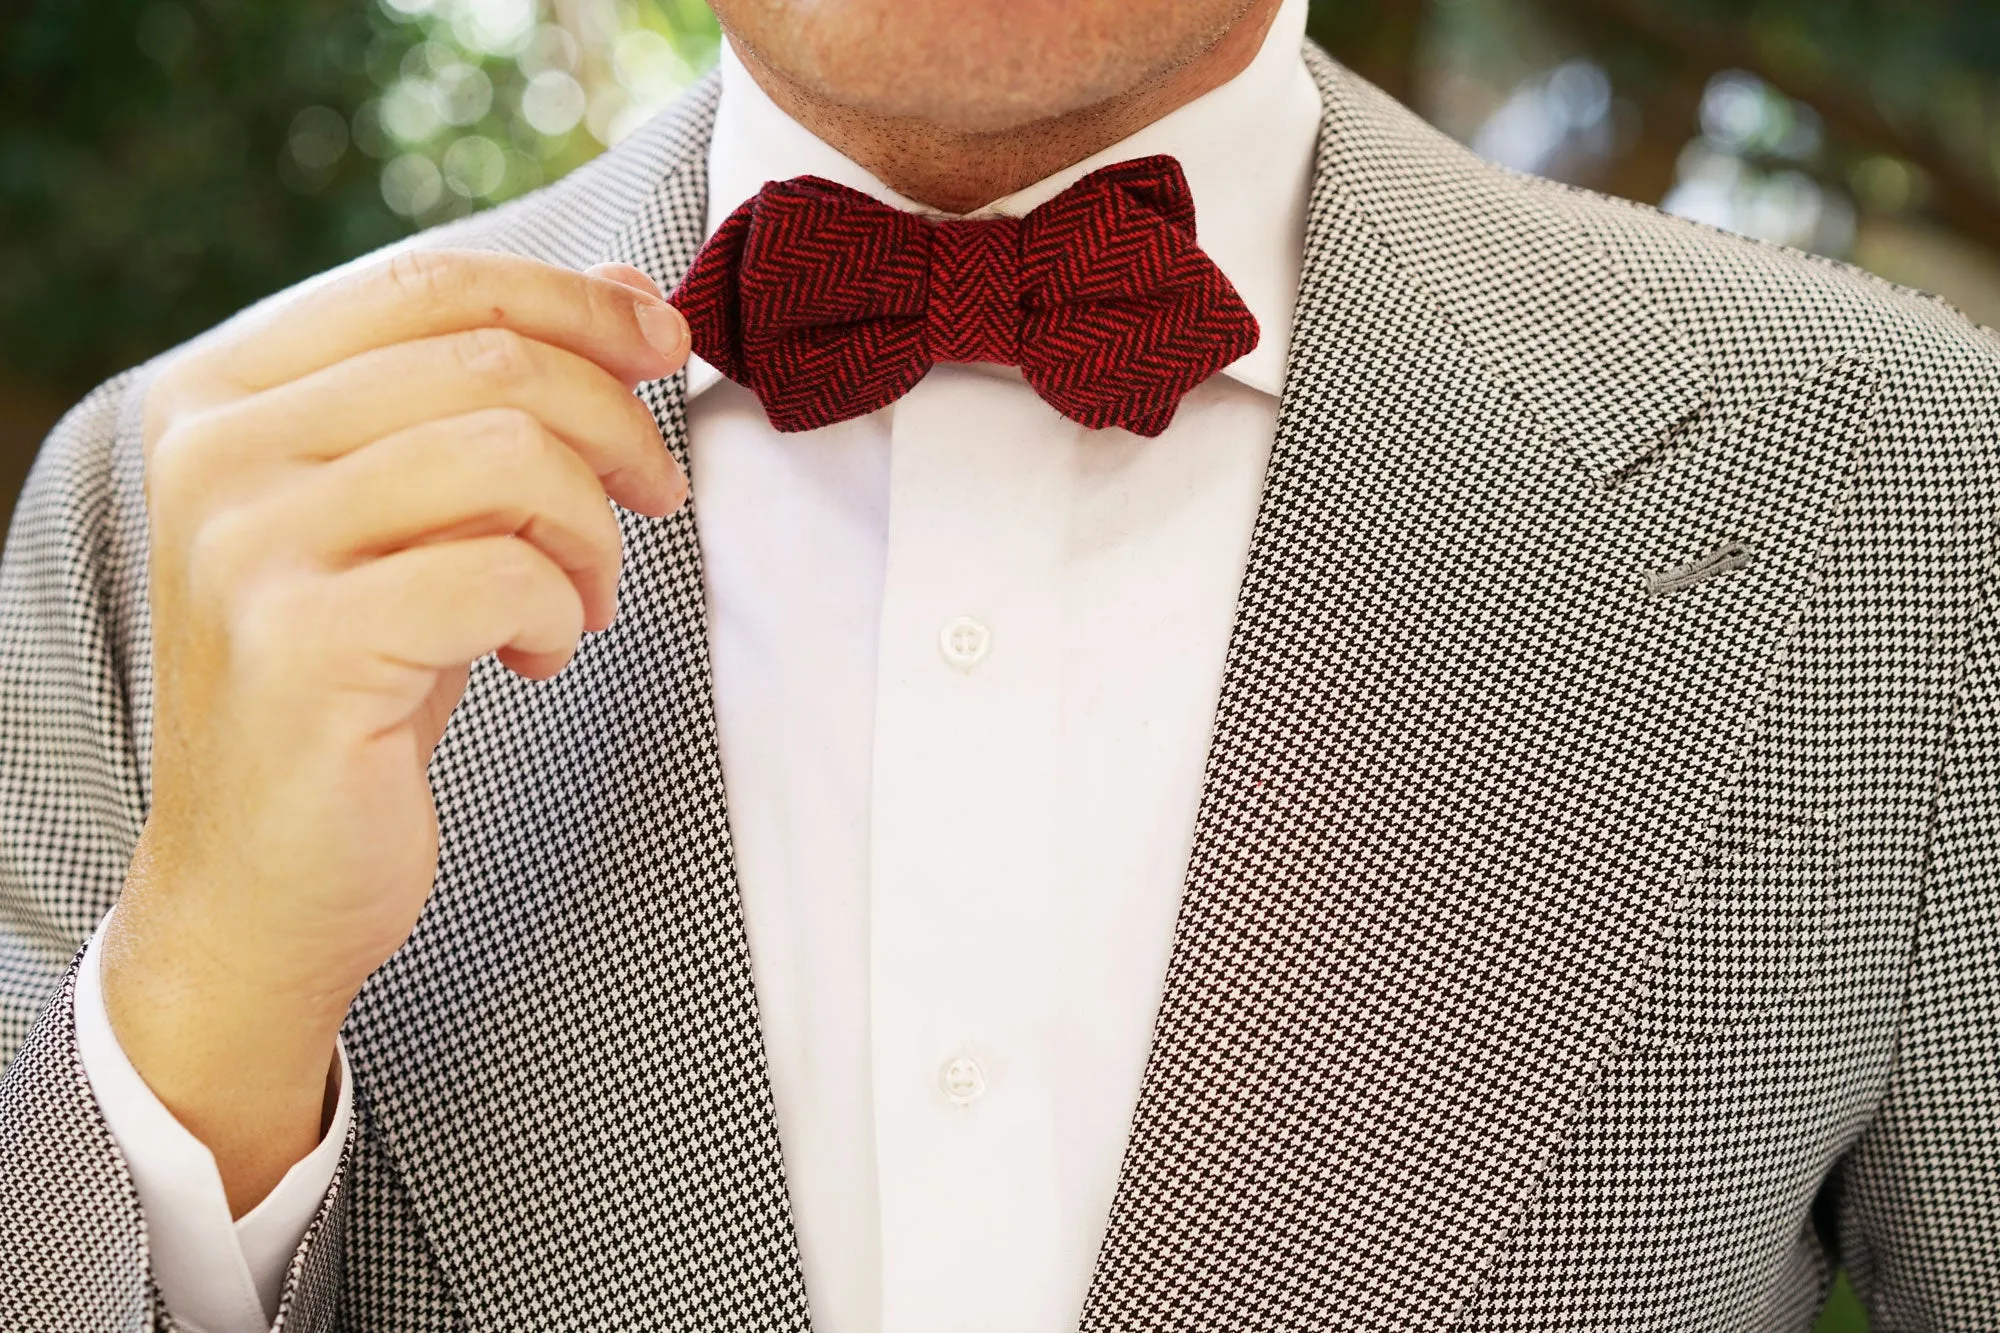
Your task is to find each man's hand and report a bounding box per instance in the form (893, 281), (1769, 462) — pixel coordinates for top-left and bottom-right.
(99, 250), (691, 1216)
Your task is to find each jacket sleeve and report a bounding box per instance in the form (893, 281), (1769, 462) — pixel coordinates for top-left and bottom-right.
(0, 376), (351, 1330)
(1838, 522), (2000, 1326)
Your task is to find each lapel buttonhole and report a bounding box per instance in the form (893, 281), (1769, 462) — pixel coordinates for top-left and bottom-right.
(1644, 539), (1753, 596)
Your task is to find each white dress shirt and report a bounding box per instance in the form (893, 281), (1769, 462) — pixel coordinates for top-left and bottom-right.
(75, 2), (1322, 1327)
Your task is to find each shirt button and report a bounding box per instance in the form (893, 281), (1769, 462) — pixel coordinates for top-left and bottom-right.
(940, 1054), (987, 1106)
(938, 616), (991, 671)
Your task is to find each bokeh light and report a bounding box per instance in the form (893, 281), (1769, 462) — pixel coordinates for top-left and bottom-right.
(353, 0), (720, 226)
(1662, 71), (1854, 255)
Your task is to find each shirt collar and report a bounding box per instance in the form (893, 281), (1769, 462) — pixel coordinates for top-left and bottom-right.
(689, 0), (1321, 401)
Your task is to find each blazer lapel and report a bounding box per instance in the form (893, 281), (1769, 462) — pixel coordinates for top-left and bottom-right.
(1081, 50), (1873, 1332)
(342, 81), (811, 1328)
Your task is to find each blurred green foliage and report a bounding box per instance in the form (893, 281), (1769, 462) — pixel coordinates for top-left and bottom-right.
(0, 0), (716, 398)
(1822, 1272), (1868, 1333)
(3, 0), (396, 390)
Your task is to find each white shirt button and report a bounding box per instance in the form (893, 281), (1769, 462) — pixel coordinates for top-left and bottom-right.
(938, 616), (991, 671)
(939, 1055), (987, 1106)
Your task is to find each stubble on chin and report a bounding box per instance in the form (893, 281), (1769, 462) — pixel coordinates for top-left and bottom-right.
(712, 0), (1257, 136)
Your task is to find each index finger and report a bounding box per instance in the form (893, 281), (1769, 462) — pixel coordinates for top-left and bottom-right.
(199, 249), (691, 394)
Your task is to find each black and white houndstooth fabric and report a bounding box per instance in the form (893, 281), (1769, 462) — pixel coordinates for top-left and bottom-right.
(2, 46), (1996, 1331)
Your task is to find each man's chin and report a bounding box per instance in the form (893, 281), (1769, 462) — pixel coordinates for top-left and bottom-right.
(714, 0), (1244, 138)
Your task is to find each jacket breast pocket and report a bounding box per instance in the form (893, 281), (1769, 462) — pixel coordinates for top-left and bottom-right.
(1627, 819), (1840, 1048)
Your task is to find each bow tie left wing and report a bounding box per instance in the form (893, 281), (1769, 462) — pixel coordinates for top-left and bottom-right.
(673, 176), (936, 431)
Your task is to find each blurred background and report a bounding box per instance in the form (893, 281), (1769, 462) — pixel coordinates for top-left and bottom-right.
(0, 0), (1984, 1324)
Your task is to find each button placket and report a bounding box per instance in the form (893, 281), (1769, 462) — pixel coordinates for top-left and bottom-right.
(869, 374), (1070, 1332)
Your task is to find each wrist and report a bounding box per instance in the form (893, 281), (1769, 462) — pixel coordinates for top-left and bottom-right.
(109, 825), (363, 1029)
(101, 862), (352, 1215)
(101, 901), (348, 1085)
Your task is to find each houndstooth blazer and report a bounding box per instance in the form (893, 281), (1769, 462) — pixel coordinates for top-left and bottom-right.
(3, 46), (1998, 1331)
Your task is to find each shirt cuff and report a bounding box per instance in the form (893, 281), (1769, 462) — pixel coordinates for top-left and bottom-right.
(73, 913), (353, 1333)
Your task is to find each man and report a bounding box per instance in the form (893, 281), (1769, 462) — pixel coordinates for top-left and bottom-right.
(1, 0), (1995, 1326)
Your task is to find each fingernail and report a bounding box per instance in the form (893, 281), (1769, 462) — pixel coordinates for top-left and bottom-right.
(635, 301), (688, 360)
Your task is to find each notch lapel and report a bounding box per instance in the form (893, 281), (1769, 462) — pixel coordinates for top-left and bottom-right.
(1318, 60), (1712, 486)
(1081, 51), (1870, 1331)
(342, 82), (811, 1328)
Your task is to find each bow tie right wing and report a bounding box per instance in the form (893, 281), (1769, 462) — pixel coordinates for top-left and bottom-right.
(1016, 157), (1259, 438)
(671, 175), (936, 432)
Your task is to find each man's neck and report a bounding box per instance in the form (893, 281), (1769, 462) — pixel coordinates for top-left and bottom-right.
(724, 0), (1285, 215)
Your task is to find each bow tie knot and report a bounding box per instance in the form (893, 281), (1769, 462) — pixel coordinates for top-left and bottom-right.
(925, 218), (1021, 366)
(669, 155), (1259, 437)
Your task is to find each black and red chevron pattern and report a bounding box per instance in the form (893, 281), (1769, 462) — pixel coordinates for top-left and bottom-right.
(667, 154), (1260, 437)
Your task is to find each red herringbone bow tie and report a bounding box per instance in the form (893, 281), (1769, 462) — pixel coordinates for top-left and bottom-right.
(667, 155), (1259, 438)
